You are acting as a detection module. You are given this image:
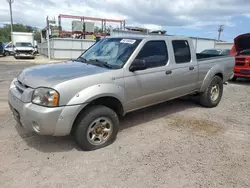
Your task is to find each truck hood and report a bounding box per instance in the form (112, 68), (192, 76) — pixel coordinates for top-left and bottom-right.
(17, 61), (109, 88)
(234, 33), (250, 53)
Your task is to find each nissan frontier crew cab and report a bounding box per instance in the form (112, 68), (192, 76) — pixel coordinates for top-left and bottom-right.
(8, 36), (234, 150)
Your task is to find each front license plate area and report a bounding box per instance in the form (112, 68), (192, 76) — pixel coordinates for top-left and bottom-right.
(240, 70), (250, 74)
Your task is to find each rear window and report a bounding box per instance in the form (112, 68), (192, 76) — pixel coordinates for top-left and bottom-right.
(172, 40), (191, 63)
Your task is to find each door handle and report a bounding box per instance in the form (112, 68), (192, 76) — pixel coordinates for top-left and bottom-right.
(189, 66), (194, 70)
(165, 70), (172, 75)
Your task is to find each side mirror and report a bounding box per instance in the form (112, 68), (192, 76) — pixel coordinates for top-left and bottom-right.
(129, 59), (147, 72)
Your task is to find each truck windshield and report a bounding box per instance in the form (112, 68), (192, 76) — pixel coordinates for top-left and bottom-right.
(16, 42), (33, 47)
(78, 38), (141, 69)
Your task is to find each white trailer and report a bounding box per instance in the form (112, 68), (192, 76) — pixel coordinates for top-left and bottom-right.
(11, 32), (34, 46)
(11, 32), (35, 59)
(4, 32), (35, 56)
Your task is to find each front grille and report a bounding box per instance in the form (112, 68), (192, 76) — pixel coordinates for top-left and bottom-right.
(16, 50), (33, 54)
(236, 58), (245, 61)
(235, 62), (245, 66)
(14, 80), (28, 94)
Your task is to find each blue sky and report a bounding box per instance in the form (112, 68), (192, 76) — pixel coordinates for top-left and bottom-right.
(167, 16), (250, 42)
(1, 0), (250, 42)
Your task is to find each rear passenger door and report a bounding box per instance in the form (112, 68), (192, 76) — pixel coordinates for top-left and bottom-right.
(167, 40), (198, 96)
(124, 40), (170, 111)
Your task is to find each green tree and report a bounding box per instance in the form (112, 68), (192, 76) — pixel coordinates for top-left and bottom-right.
(0, 23), (41, 43)
(94, 25), (113, 34)
(94, 26), (103, 33)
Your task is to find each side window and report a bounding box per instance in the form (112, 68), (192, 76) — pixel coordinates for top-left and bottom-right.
(172, 40), (191, 64)
(136, 41), (168, 68)
(221, 49), (230, 55)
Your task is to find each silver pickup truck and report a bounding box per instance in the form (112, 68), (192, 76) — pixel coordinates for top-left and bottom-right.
(8, 36), (234, 150)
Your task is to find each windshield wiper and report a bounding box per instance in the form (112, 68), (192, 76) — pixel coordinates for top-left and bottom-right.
(74, 57), (88, 63)
(88, 59), (113, 69)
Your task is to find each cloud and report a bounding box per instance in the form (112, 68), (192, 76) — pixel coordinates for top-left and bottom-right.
(0, 0), (249, 30)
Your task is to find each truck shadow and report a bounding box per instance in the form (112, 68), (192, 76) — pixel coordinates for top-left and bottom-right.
(228, 78), (250, 86)
(15, 126), (80, 152)
(120, 98), (198, 130)
(16, 98), (199, 153)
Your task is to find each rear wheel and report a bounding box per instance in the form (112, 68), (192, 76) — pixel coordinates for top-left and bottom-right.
(72, 105), (119, 151)
(199, 76), (223, 108)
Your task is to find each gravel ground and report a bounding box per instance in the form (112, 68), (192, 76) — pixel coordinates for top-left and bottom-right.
(0, 61), (250, 188)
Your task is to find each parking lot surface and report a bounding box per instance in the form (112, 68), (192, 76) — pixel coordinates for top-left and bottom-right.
(0, 61), (250, 188)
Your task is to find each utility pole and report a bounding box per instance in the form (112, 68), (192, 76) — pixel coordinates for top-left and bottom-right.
(7, 0), (14, 53)
(46, 16), (56, 59)
(218, 25), (224, 41)
(46, 16), (51, 59)
(6, 0), (14, 33)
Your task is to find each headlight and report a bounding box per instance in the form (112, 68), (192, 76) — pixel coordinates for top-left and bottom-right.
(10, 78), (17, 89)
(32, 87), (59, 107)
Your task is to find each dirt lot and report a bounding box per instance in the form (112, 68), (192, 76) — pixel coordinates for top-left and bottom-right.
(0, 61), (250, 188)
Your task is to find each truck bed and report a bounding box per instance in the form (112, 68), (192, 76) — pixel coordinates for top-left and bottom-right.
(196, 53), (226, 61)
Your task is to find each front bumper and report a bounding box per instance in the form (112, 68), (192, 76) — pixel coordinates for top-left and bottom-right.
(234, 69), (250, 78)
(15, 53), (34, 58)
(8, 89), (84, 136)
(234, 73), (250, 78)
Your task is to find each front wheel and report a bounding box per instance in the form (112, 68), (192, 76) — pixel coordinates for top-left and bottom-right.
(73, 105), (119, 151)
(4, 51), (10, 56)
(199, 76), (223, 108)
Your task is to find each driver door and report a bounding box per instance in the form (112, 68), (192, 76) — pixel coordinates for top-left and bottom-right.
(124, 40), (170, 112)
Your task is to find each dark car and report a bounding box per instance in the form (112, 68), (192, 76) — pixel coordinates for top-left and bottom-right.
(201, 49), (230, 55)
(0, 42), (6, 56)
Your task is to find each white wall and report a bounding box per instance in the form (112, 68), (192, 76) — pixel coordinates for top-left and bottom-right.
(38, 41), (48, 57)
(191, 38), (216, 52)
(38, 32), (231, 59)
(38, 38), (95, 59)
(110, 30), (158, 38)
(111, 30), (217, 53)
(215, 42), (233, 50)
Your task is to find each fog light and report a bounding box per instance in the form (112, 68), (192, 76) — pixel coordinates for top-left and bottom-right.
(32, 121), (40, 132)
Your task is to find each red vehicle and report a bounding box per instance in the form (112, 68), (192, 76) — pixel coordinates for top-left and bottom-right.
(231, 33), (250, 81)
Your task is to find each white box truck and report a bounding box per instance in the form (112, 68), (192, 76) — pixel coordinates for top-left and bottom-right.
(5, 32), (36, 59)
(13, 32), (35, 59)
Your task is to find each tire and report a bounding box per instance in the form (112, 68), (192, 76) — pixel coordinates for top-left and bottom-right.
(199, 76), (223, 108)
(231, 76), (237, 81)
(4, 51), (10, 56)
(73, 105), (119, 151)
